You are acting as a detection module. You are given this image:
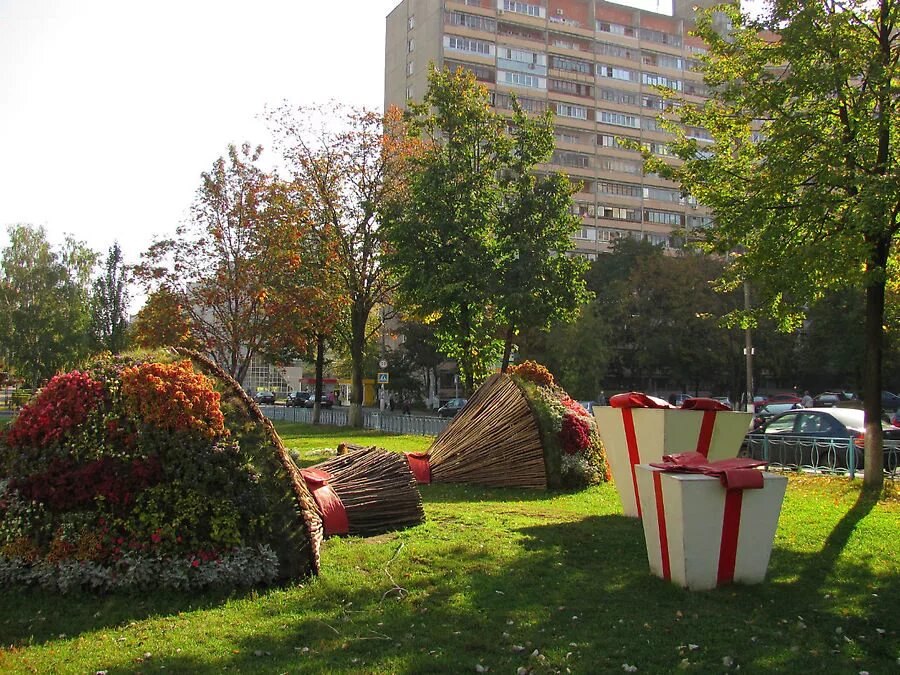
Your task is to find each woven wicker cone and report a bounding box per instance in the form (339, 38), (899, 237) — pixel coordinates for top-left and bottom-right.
(172, 348), (323, 576)
(312, 445), (425, 537)
(427, 373), (547, 488)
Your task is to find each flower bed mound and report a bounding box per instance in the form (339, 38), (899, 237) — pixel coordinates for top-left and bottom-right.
(0, 349), (320, 593)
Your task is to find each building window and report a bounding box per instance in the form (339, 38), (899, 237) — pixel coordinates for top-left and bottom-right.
(597, 64), (637, 82)
(598, 205), (640, 222)
(408, 38), (415, 53)
(502, 0), (544, 18)
(595, 41), (639, 61)
(642, 50), (683, 70)
(597, 20), (637, 38)
(598, 155), (643, 175)
(639, 27), (682, 47)
(550, 55), (593, 75)
(571, 201), (596, 217)
(642, 72), (682, 91)
(549, 78), (592, 97)
(644, 209), (684, 226)
(598, 133), (640, 151)
(598, 180), (642, 198)
(576, 226), (597, 240)
(407, 61), (414, 75)
(555, 103), (589, 120)
(408, 15), (415, 30)
(600, 87), (638, 106)
(552, 150), (592, 168)
(446, 35), (494, 55)
(447, 11), (497, 32)
(598, 110), (640, 128)
(501, 70), (544, 89)
(406, 86), (413, 100)
(644, 186), (683, 203)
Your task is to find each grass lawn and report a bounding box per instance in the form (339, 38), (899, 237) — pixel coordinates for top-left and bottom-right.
(0, 423), (897, 673)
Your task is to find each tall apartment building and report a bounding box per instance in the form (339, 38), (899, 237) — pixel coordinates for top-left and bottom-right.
(385, 0), (719, 259)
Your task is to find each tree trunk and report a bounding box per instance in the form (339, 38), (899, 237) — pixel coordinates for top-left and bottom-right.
(862, 271), (886, 490)
(501, 324), (515, 372)
(312, 332), (325, 425)
(348, 299), (368, 428)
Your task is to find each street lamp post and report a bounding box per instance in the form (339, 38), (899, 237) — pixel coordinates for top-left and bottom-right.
(744, 280), (755, 413)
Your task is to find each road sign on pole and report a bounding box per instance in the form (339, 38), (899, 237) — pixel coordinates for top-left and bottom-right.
(377, 372), (389, 384)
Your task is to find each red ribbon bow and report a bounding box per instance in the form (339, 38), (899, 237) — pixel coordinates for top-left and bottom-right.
(300, 468), (350, 536)
(609, 392), (673, 409)
(679, 398), (731, 411)
(650, 452), (767, 489)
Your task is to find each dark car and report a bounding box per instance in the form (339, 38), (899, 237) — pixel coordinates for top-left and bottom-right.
(303, 394), (333, 409)
(881, 391), (900, 411)
(286, 391), (312, 407)
(812, 391), (856, 407)
(254, 390), (276, 405)
(438, 398), (467, 418)
(743, 407), (900, 473)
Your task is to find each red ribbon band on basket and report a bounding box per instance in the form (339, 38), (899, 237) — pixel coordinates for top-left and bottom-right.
(300, 468), (349, 536)
(404, 452), (432, 484)
(648, 452), (768, 584)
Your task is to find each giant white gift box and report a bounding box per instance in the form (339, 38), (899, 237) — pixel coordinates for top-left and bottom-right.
(634, 464), (787, 590)
(594, 406), (752, 518)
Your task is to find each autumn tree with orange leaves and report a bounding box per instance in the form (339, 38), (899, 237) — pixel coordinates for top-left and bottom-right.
(135, 143), (331, 386)
(268, 104), (418, 426)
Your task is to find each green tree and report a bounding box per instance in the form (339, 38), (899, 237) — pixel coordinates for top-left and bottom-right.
(90, 242), (130, 354)
(647, 0), (900, 488)
(383, 67), (507, 395)
(496, 102), (592, 370)
(385, 67), (590, 391)
(0, 225), (97, 387)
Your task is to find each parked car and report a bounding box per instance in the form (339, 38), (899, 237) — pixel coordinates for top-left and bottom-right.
(881, 391), (900, 411)
(752, 402), (802, 429)
(765, 393), (802, 405)
(286, 391), (312, 407)
(438, 398), (467, 418)
(743, 407), (900, 472)
(812, 391), (856, 407)
(254, 390), (276, 405)
(303, 394), (333, 409)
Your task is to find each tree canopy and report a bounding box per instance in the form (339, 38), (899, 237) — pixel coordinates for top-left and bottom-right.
(135, 144), (321, 385)
(0, 225), (97, 387)
(645, 0), (900, 488)
(383, 67), (589, 394)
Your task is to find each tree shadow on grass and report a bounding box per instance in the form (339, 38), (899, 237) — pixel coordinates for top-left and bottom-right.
(85, 509), (899, 674)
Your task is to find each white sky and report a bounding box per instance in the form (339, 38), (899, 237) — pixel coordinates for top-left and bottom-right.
(1, 0), (754, 280)
(0, 0), (402, 265)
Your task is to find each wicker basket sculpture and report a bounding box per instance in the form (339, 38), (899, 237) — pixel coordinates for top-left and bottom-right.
(305, 444), (425, 537)
(0, 348), (322, 593)
(419, 366), (609, 490)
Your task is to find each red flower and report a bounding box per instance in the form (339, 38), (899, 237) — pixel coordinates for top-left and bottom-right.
(191, 559), (200, 568)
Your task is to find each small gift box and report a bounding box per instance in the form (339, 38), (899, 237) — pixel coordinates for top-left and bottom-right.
(594, 393), (752, 518)
(634, 453), (787, 590)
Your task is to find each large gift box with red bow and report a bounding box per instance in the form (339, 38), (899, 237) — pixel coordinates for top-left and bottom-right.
(634, 453), (787, 590)
(594, 393), (753, 518)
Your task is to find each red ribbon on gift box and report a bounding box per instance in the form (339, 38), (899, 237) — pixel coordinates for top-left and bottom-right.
(650, 452), (767, 489)
(648, 452), (769, 585)
(404, 452), (432, 484)
(609, 394), (735, 516)
(300, 468), (349, 536)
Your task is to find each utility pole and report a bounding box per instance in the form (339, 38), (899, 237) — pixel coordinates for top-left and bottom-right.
(744, 280), (754, 413)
